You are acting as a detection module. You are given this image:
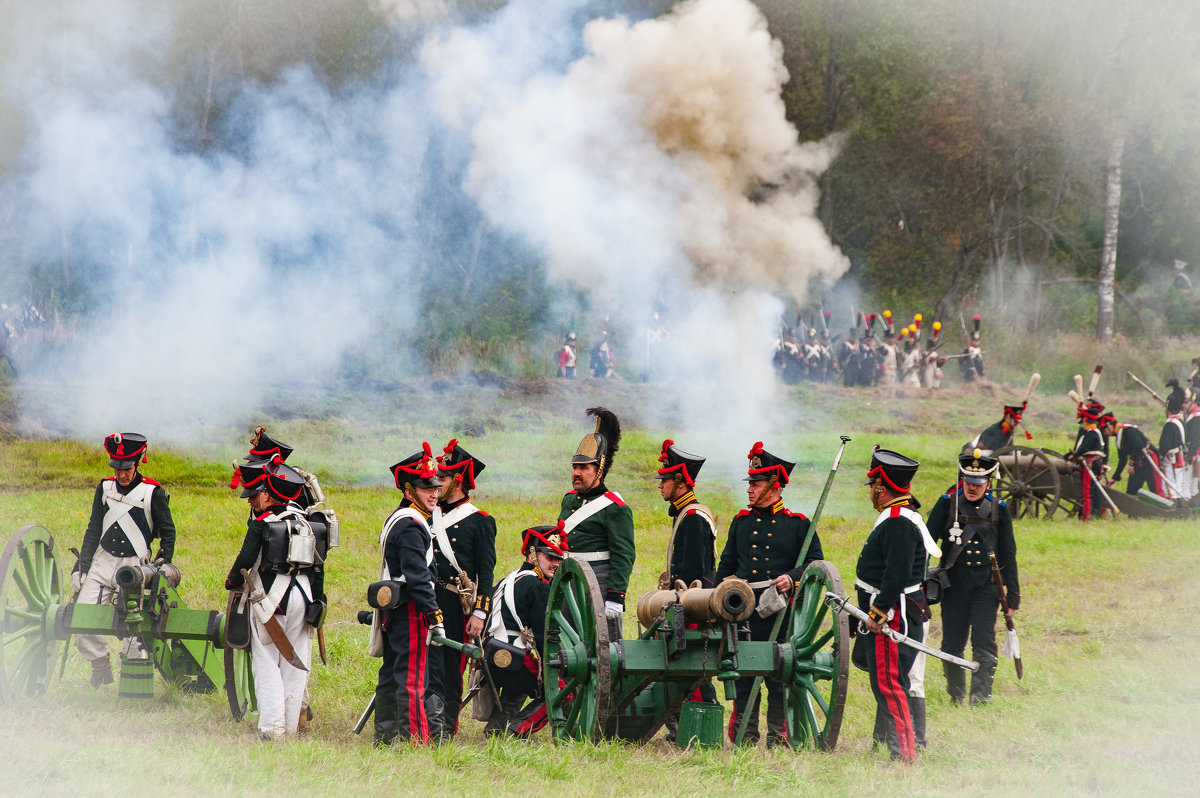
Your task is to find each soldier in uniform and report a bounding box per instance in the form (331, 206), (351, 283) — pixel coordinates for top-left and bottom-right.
(481, 523), (566, 737)
(225, 458), (325, 740)
(559, 407), (636, 640)
(557, 333), (578, 379)
(919, 320), (944, 389)
(878, 312), (899, 387)
(424, 439), (497, 741)
(927, 450), (1019, 706)
(74, 433), (177, 688)
(1103, 415), (1164, 498)
(716, 442), (823, 747)
(857, 315), (882, 386)
(1184, 387), (1200, 498)
(855, 448), (938, 764)
(372, 444), (446, 746)
(960, 316), (984, 381)
(1067, 402), (1109, 520)
(654, 440), (719, 742)
(966, 402), (1028, 454)
(1158, 381), (1189, 501)
(837, 321), (860, 387)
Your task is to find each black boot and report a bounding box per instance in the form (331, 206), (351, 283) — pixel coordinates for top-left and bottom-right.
(970, 655), (997, 705)
(908, 696), (926, 750)
(944, 658), (966, 705)
(872, 705), (888, 749)
(373, 691), (398, 747)
(425, 694), (449, 743)
(664, 712), (679, 744)
(765, 699), (788, 748)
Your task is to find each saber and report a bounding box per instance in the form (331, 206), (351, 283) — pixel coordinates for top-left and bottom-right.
(735, 435), (851, 746)
(1126, 371), (1167, 406)
(352, 694), (375, 734)
(824, 592), (979, 672)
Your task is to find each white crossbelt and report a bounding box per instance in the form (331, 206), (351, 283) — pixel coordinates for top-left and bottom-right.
(431, 502), (478, 573)
(562, 493), (617, 532)
(101, 481), (154, 562)
(747, 579), (773, 590)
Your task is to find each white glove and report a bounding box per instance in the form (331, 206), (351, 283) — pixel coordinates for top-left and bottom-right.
(71, 570), (86, 593)
(604, 601), (623, 619)
(427, 622), (447, 646)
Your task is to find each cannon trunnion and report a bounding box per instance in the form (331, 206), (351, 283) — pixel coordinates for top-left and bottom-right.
(543, 557), (850, 750)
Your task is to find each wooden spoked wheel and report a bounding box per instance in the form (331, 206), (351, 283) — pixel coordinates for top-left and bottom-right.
(993, 445), (1062, 519)
(543, 557), (611, 742)
(0, 526), (64, 701)
(782, 559), (850, 751)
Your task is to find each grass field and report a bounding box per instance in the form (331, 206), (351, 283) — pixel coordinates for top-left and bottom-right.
(1, 376), (1198, 796)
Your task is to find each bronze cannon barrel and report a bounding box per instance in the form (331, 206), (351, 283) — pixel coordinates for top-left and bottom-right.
(635, 578), (756, 627)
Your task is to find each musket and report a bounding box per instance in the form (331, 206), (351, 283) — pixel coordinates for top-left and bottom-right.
(941, 351), (986, 361)
(1126, 371), (1167, 406)
(734, 435), (851, 746)
(825, 592), (979, 672)
(988, 553), (1022, 679)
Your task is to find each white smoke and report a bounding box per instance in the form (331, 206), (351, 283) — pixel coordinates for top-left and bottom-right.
(1, 0), (847, 452)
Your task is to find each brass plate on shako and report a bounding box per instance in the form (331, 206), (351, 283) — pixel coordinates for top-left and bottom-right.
(492, 648), (513, 668)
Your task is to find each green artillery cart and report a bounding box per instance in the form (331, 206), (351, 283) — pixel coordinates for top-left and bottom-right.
(543, 557), (849, 750)
(0, 524), (253, 718)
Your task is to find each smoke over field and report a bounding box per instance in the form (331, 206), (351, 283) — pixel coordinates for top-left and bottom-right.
(0, 0), (846, 451)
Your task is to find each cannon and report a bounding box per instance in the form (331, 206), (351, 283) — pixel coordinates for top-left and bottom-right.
(992, 445), (1200, 520)
(0, 524), (252, 717)
(542, 557), (849, 750)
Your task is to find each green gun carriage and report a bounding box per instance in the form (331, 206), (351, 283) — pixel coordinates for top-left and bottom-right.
(0, 524), (254, 718)
(542, 556), (850, 750)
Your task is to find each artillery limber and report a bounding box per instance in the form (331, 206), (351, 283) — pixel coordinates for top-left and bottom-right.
(542, 557), (849, 750)
(0, 524), (253, 717)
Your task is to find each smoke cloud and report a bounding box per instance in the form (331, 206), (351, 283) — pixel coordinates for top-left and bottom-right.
(0, 0), (847, 454)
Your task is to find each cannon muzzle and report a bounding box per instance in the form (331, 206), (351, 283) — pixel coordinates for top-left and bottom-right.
(115, 562), (182, 592)
(636, 578), (755, 627)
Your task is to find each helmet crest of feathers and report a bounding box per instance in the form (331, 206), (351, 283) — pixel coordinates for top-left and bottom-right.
(574, 406), (621, 482)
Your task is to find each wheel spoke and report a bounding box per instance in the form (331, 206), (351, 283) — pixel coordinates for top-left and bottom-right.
(4, 606), (41, 623)
(563, 585), (585, 633)
(22, 547), (49, 607)
(550, 610), (582, 647)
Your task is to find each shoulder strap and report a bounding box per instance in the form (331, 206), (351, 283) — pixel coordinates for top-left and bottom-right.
(664, 503), (716, 575)
(430, 506), (465, 573)
(563, 493), (614, 532)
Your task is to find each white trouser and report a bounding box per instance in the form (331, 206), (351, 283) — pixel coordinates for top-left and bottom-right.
(1164, 463), (1196, 500)
(250, 583), (313, 739)
(908, 620), (931, 698)
(75, 548), (146, 662)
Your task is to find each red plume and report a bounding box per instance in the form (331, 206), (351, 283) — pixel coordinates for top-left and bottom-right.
(748, 441), (765, 460)
(659, 439), (673, 464)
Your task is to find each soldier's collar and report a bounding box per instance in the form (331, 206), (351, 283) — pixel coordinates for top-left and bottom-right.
(439, 495), (470, 511)
(670, 491), (696, 514)
(115, 472), (144, 494)
(401, 498), (432, 520)
(882, 495), (914, 509)
(750, 499), (784, 515)
(578, 482), (608, 500)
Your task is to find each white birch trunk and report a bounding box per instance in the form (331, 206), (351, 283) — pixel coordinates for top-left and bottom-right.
(1097, 135), (1124, 344)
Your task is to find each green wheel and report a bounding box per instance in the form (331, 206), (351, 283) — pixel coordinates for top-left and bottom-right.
(224, 645), (254, 721)
(543, 557), (610, 742)
(783, 559), (849, 751)
(0, 525), (64, 701)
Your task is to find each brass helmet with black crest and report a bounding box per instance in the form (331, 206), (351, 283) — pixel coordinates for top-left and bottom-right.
(573, 406), (621, 483)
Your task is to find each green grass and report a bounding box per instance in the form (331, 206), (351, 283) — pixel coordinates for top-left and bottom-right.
(1, 380), (1198, 796)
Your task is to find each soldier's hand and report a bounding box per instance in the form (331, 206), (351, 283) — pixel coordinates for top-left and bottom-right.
(771, 574), (794, 594)
(71, 570), (86, 593)
(464, 614), (485, 639)
(604, 601), (623, 620)
(427, 622), (447, 646)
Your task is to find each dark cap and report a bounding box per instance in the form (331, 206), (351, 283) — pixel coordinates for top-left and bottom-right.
(233, 460), (305, 502)
(745, 442), (795, 486)
(958, 447), (998, 485)
(437, 438), (485, 490)
(105, 433), (148, 469)
(1078, 401), (1105, 421)
(655, 439), (705, 486)
(1003, 403), (1025, 419)
(522, 521), (568, 558)
(245, 427), (294, 463)
(390, 443), (442, 491)
(866, 447), (919, 492)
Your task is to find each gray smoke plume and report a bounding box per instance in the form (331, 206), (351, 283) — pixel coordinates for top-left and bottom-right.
(0, 0), (846, 454)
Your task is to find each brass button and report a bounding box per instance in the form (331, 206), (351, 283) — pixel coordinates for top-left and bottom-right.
(752, 557), (758, 561)
(752, 570), (758, 575)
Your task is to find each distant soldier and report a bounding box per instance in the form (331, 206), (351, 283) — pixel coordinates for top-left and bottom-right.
(372, 444), (445, 746)
(801, 327), (823, 380)
(480, 523), (565, 737)
(1184, 387), (1200, 497)
(857, 314), (882, 387)
(1067, 402), (1109, 520)
(225, 458), (325, 740)
(1174, 259), (1193, 295)
(837, 320), (861, 387)
(1159, 381), (1191, 501)
(927, 450), (1019, 706)
(557, 333), (578, 379)
(716, 443), (822, 747)
(966, 402), (1027, 454)
(878, 311), (899, 387)
(559, 407), (636, 640)
(960, 315), (984, 381)
(1103, 415), (1164, 498)
(855, 448), (938, 764)
(654, 439), (719, 743)
(591, 331), (615, 379)
(817, 320), (835, 382)
(919, 320), (944, 389)
(74, 433), (177, 688)
(898, 325), (921, 387)
(424, 440), (497, 742)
